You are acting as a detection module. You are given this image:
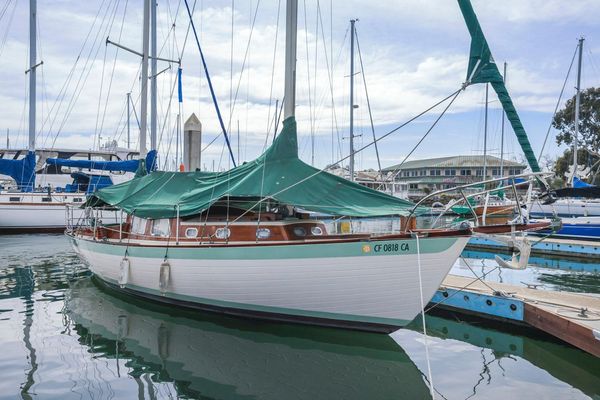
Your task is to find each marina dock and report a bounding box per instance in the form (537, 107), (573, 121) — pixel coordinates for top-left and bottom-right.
(467, 235), (600, 259)
(432, 274), (600, 357)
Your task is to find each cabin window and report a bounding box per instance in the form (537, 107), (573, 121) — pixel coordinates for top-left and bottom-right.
(73, 198), (83, 203)
(185, 227), (198, 238)
(256, 228), (271, 239)
(131, 217), (147, 235)
(42, 197), (52, 202)
(311, 226), (324, 236)
(151, 219), (171, 237)
(215, 227), (231, 239)
(9, 197), (20, 202)
(293, 227), (306, 237)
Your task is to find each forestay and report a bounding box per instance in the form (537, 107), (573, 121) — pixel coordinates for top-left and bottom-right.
(86, 117), (420, 218)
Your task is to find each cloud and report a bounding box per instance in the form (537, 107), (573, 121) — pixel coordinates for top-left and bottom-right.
(0, 0), (595, 170)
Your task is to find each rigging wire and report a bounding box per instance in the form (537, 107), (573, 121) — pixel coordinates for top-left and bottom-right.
(301, 0), (315, 164)
(538, 44), (579, 162)
(263, 0), (283, 150)
(96, 0), (130, 150)
(313, 0), (319, 165)
(39, 0), (110, 147)
(353, 25), (382, 175)
(50, 0), (120, 148)
(0, 0), (17, 60)
(184, 0), (236, 166)
(225, 87), (464, 225)
(94, 0), (124, 150)
(226, 0), (261, 135)
(229, 0), (234, 148)
(379, 89), (463, 188)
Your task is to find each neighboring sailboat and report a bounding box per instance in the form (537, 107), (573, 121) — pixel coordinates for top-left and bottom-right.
(530, 38), (600, 219)
(527, 38), (600, 240)
(0, 0), (158, 234)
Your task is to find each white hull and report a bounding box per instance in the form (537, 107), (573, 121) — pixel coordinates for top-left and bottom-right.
(0, 192), (117, 232)
(530, 199), (600, 217)
(71, 235), (469, 330)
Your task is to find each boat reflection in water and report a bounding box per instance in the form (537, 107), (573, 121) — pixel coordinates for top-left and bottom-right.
(66, 278), (430, 400)
(402, 315), (600, 399)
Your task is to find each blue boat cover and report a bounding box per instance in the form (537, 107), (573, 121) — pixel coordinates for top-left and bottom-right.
(69, 172), (114, 194)
(0, 151), (36, 192)
(573, 177), (594, 188)
(46, 150), (157, 174)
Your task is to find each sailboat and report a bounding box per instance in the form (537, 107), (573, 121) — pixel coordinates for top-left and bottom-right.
(530, 38), (600, 219)
(0, 0), (158, 234)
(527, 38), (600, 240)
(67, 0), (549, 332)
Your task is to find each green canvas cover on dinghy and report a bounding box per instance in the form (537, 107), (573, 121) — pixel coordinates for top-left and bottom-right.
(458, 0), (541, 173)
(86, 117), (420, 219)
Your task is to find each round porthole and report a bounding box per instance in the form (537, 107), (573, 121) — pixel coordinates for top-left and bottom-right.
(256, 228), (271, 239)
(185, 227), (198, 238)
(215, 227), (231, 239)
(310, 226), (323, 236)
(293, 227), (306, 237)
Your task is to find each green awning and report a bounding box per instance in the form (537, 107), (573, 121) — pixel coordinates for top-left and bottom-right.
(458, 0), (540, 173)
(87, 117), (420, 219)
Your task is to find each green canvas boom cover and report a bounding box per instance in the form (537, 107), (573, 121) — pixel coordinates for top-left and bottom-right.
(458, 0), (540, 173)
(86, 117), (419, 219)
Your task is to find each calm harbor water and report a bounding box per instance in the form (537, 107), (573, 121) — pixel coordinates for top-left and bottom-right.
(1, 234), (599, 399)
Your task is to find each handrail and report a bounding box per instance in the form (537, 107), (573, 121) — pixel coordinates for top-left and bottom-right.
(402, 172), (552, 230)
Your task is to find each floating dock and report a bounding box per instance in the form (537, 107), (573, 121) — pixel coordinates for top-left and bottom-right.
(431, 274), (600, 357)
(466, 235), (600, 259)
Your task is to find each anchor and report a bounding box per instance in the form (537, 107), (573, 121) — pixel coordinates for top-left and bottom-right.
(489, 235), (532, 270)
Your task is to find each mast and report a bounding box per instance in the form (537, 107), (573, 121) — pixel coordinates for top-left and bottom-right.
(500, 62), (506, 178)
(28, 0), (37, 152)
(283, 0), (298, 120)
(139, 0), (150, 156)
(150, 0), (157, 151)
(349, 19), (356, 181)
(483, 83), (488, 180)
(572, 37), (584, 186)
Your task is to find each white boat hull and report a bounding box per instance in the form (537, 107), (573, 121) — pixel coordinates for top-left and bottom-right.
(530, 199), (600, 218)
(70, 234), (469, 331)
(0, 192), (118, 233)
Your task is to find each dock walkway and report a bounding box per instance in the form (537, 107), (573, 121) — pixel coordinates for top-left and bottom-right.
(433, 274), (600, 357)
(467, 235), (600, 259)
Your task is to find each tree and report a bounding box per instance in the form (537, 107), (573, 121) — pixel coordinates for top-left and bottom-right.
(553, 87), (600, 152)
(553, 148), (600, 184)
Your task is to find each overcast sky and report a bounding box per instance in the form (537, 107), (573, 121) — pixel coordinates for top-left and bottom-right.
(1, 0), (599, 171)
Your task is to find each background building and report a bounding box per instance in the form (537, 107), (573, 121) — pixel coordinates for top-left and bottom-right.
(382, 155), (526, 198)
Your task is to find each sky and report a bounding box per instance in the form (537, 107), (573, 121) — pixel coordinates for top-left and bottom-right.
(1, 0), (599, 172)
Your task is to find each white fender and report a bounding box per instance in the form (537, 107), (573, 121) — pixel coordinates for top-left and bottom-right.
(118, 258), (130, 287)
(159, 261), (171, 295)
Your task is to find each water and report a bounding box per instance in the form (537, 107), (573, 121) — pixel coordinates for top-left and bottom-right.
(1, 234), (599, 399)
